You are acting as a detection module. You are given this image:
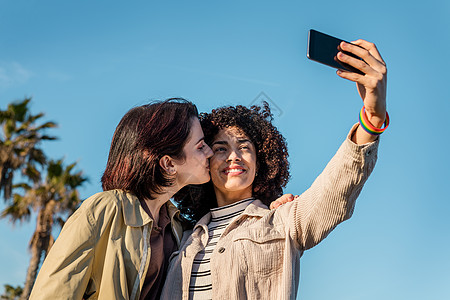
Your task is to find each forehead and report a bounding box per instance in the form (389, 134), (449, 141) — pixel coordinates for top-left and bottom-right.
(186, 117), (202, 140)
(213, 126), (251, 142)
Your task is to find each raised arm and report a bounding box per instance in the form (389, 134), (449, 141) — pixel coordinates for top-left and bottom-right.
(280, 39), (387, 249)
(282, 126), (378, 250)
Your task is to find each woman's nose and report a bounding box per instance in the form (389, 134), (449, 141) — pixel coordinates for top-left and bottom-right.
(226, 150), (241, 162)
(205, 145), (213, 158)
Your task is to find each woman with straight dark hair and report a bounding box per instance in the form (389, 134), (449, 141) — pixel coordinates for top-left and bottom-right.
(30, 98), (213, 300)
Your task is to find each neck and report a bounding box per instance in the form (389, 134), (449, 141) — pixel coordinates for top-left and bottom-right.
(142, 185), (179, 225)
(214, 186), (253, 207)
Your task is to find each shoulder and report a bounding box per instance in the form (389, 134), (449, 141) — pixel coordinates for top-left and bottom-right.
(76, 190), (126, 227)
(251, 199), (293, 228)
(80, 189), (123, 211)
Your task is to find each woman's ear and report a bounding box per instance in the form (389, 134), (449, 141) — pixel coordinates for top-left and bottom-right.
(159, 155), (177, 175)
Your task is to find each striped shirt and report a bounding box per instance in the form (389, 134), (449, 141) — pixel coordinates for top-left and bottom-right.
(188, 198), (254, 299)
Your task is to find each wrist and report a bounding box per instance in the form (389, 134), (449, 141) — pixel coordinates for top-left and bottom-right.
(364, 107), (386, 127)
(359, 106), (390, 136)
(367, 115), (385, 128)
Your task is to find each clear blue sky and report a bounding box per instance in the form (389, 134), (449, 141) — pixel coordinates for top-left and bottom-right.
(1, 1), (449, 299)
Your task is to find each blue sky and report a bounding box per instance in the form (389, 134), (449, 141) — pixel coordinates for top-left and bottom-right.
(1, 1), (449, 299)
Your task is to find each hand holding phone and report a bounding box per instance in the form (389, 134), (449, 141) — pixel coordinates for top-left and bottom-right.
(307, 29), (364, 75)
(306, 29), (388, 144)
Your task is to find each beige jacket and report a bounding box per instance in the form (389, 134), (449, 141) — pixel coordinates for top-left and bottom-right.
(29, 189), (183, 300)
(161, 126), (379, 300)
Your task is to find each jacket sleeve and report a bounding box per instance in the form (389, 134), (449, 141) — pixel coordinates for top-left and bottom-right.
(282, 124), (379, 250)
(29, 195), (102, 300)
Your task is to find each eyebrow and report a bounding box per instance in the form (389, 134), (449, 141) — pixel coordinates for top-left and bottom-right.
(237, 139), (251, 144)
(212, 140), (227, 146)
(195, 137), (205, 144)
(212, 139), (251, 146)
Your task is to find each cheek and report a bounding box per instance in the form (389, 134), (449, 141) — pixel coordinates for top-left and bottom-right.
(244, 154), (257, 171)
(192, 151), (206, 163)
(209, 156), (221, 171)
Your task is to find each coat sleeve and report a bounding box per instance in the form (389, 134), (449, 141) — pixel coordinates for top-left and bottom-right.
(281, 124), (379, 250)
(29, 195), (103, 300)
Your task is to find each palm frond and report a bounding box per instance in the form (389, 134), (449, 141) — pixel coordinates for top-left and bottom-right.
(35, 121), (58, 131)
(0, 194), (32, 224)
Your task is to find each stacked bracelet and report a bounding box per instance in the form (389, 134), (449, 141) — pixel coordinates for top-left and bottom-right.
(359, 106), (390, 135)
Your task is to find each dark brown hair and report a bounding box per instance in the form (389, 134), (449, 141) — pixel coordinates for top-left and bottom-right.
(175, 102), (290, 226)
(101, 98), (199, 200)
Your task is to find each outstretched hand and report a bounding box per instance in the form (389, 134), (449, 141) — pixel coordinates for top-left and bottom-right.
(336, 40), (388, 144)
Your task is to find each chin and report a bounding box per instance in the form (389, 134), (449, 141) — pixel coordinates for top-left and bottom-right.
(224, 184), (250, 192)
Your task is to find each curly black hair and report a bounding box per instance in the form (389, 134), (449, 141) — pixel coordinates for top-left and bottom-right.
(174, 101), (290, 228)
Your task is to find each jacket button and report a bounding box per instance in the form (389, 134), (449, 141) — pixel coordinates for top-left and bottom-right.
(218, 247), (225, 253)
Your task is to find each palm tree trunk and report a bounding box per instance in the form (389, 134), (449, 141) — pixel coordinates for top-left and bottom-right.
(21, 234), (41, 300)
(20, 200), (55, 300)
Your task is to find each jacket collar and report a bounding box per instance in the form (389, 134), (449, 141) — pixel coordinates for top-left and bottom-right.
(240, 199), (269, 217)
(119, 190), (180, 227)
(166, 200), (181, 222)
(193, 199), (268, 229)
(193, 211), (211, 232)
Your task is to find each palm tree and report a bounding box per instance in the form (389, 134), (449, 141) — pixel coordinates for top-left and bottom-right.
(0, 284), (23, 300)
(1, 159), (88, 300)
(0, 98), (56, 200)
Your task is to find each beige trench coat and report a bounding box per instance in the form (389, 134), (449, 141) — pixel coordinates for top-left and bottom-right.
(30, 189), (183, 300)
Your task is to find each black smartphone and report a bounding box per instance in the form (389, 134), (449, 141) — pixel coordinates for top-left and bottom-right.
(307, 29), (364, 75)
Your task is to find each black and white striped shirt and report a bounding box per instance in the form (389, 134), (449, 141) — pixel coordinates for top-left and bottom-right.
(188, 198), (254, 299)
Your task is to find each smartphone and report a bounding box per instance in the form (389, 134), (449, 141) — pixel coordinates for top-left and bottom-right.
(307, 29), (364, 75)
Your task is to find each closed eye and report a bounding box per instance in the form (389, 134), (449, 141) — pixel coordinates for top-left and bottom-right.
(197, 141), (207, 151)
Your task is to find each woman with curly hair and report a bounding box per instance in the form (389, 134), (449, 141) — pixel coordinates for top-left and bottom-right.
(161, 39), (388, 299)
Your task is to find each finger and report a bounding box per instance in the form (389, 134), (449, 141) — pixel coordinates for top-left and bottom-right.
(281, 193), (294, 201)
(270, 194), (295, 209)
(336, 68), (364, 83)
(351, 39), (386, 65)
(270, 202), (279, 209)
(340, 42), (385, 73)
(336, 51), (377, 76)
(336, 69), (381, 94)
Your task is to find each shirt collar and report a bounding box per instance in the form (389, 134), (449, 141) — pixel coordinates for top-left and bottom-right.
(119, 190), (180, 227)
(210, 197), (254, 219)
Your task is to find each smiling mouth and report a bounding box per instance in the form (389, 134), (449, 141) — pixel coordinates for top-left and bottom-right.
(223, 168), (246, 175)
